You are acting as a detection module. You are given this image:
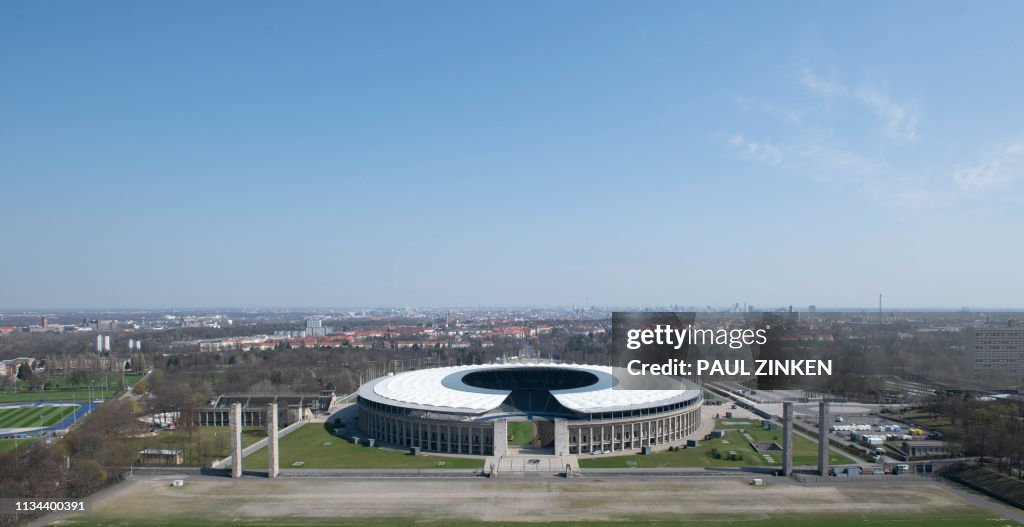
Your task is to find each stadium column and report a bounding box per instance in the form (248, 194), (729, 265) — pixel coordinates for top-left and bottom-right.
(782, 402), (794, 477)
(818, 401), (829, 476)
(231, 403), (242, 478)
(493, 419), (508, 456)
(267, 403), (279, 478)
(554, 419), (569, 456)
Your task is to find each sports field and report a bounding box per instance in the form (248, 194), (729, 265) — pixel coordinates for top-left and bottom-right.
(580, 418), (857, 468)
(0, 404), (77, 430)
(507, 420), (536, 446)
(243, 423), (484, 469)
(51, 477), (1023, 527)
(0, 373), (142, 403)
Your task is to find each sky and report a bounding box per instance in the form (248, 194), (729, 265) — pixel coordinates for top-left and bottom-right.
(2, 1), (1023, 309)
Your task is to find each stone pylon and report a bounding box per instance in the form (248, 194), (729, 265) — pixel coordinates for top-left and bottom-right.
(267, 403), (279, 478)
(230, 403), (242, 478)
(781, 401), (793, 476)
(818, 401), (830, 476)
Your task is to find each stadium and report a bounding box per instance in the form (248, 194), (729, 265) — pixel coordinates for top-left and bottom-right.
(356, 363), (703, 456)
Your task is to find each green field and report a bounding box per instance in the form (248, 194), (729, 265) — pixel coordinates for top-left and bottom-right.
(243, 423), (484, 469)
(507, 420), (536, 446)
(56, 512), (1023, 527)
(0, 373), (142, 403)
(40, 373), (145, 391)
(0, 437), (39, 452)
(0, 404), (77, 429)
(0, 390), (114, 403)
(580, 419), (858, 469)
(133, 426), (265, 466)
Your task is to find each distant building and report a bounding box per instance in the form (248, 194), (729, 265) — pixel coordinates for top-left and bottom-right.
(0, 358), (36, 381)
(966, 323), (1024, 380)
(901, 440), (951, 459)
(304, 317), (332, 337)
(195, 390), (335, 427)
(138, 448), (183, 465)
(91, 320), (116, 331)
(0, 361), (14, 381)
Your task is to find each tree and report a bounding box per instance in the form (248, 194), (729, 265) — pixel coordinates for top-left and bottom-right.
(16, 363), (34, 382)
(67, 459), (106, 497)
(69, 369), (91, 386)
(133, 379), (149, 395)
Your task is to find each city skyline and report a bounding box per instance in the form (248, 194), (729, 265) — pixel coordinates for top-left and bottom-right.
(2, 1), (1023, 308)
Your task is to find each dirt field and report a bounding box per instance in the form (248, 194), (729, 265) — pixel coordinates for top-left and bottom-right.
(50, 475), (1006, 525)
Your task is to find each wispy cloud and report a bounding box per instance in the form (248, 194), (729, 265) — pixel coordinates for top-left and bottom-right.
(795, 142), (889, 181)
(856, 87), (919, 142)
(799, 67), (920, 142)
(730, 65), (1020, 217)
(799, 66), (847, 96)
(727, 133), (784, 166)
(953, 141), (1024, 191)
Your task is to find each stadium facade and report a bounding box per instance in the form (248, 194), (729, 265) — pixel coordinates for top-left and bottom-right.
(356, 363), (702, 456)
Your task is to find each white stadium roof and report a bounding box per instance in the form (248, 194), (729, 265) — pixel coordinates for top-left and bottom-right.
(357, 363), (700, 415)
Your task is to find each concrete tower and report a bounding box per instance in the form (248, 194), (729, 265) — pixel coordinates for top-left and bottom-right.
(493, 419), (508, 457)
(554, 418), (569, 456)
(267, 403), (279, 478)
(818, 401), (830, 476)
(230, 403), (243, 478)
(782, 402), (793, 476)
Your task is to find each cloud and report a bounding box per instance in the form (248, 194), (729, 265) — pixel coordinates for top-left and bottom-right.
(799, 67), (920, 142)
(727, 133), (784, 166)
(954, 141), (1024, 191)
(799, 67), (847, 96)
(734, 65), (1020, 216)
(855, 87), (919, 142)
(796, 142), (889, 181)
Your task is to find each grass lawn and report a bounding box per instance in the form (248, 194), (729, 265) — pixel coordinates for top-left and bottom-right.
(0, 373), (142, 403)
(893, 409), (957, 436)
(132, 426), (265, 466)
(507, 420), (535, 446)
(40, 373), (144, 390)
(244, 423), (484, 469)
(0, 404), (78, 429)
(0, 388), (117, 403)
(0, 437), (39, 452)
(580, 419), (858, 469)
(56, 511), (1022, 527)
(0, 390), (115, 403)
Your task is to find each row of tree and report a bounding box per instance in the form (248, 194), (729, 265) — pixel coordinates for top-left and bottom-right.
(926, 395), (1024, 478)
(0, 400), (140, 526)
